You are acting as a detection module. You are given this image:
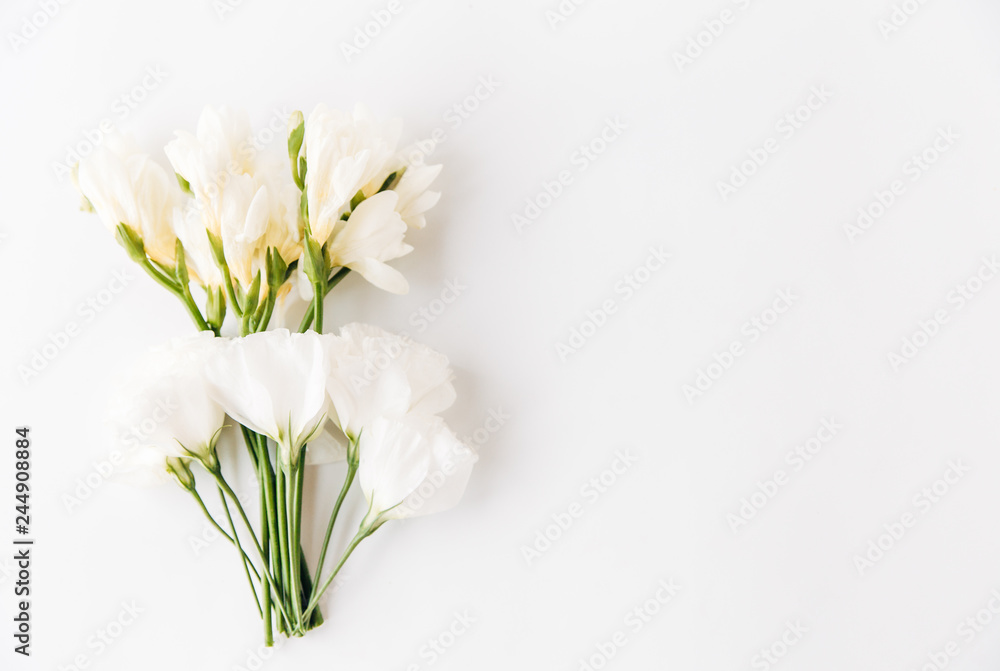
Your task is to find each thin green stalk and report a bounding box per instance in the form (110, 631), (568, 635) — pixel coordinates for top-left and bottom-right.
(254, 292), (276, 333)
(256, 437), (286, 617)
(302, 522), (375, 623)
(211, 471), (294, 629)
(139, 259), (180, 294)
(286, 461), (305, 631)
(221, 264), (243, 318)
(255, 446), (273, 647)
(218, 487), (262, 617)
(179, 282), (212, 333)
(297, 303), (314, 333)
(188, 488), (259, 581)
(275, 467), (293, 621)
(313, 459), (357, 586)
(312, 284), (324, 332)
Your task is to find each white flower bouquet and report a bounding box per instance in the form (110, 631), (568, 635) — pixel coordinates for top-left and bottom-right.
(75, 105), (476, 644)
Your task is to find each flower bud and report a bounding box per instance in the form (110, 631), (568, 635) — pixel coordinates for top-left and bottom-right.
(206, 285), (226, 331)
(115, 223), (147, 264)
(165, 457), (196, 491)
(301, 236), (327, 288)
(174, 239), (189, 285)
(288, 110), (305, 189)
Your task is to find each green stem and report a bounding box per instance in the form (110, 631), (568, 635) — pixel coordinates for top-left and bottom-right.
(221, 264), (243, 318)
(218, 487), (262, 617)
(287, 460), (305, 632)
(302, 520), (377, 622)
(254, 443), (273, 647)
(255, 435), (287, 633)
(139, 259), (180, 294)
(212, 470), (294, 629)
(275, 466), (293, 623)
(255, 291), (276, 333)
(297, 303), (314, 333)
(313, 459), (357, 587)
(312, 284), (324, 332)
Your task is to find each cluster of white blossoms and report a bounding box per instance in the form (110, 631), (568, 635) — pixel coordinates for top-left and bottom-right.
(76, 105), (472, 644)
(76, 104), (443, 335)
(112, 326), (475, 524)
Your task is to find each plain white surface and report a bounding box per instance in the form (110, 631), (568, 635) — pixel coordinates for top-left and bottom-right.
(3, 0), (1000, 668)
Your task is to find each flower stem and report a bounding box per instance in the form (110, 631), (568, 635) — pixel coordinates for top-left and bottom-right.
(297, 305), (314, 333)
(313, 458), (357, 587)
(212, 470), (294, 629)
(302, 520), (377, 622)
(274, 466), (293, 624)
(217, 487), (262, 617)
(286, 461), (305, 632)
(312, 284), (324, 332)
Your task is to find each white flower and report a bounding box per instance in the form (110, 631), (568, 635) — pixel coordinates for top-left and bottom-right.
(173, 206), (224, 289)
(166, 107), (302, 292)
(164, 106), (254, 203)
(325, 323), (456, 442)
(303, 103), (401, 246)
(76, 135), (179, 268)
(326, 191), (412, 294)
(389, 161), (442, 230)
(107, 332), (225, 467)
(357, 414), (476, 523)
(203, 329), (329, 470)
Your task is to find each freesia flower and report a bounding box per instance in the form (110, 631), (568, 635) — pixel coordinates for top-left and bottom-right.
(303, 103), (401, 246)
(164, 105), (254, 202)
(357, 414), (476, 524)
(391, 162), (442, 230)
(107, 332), (225, 468)
(325, 191), (412, 294)
(76, 135), (180, 268)
(325, 323), (456, 441)
(203, 329), (329, 470)
(166, 107), (301, 293)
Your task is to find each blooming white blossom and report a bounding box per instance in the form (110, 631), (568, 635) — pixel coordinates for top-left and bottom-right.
(107, 332), (225, 467)
(391, 162), (442, 230)
(357, 414), (476, 523)
(303, 103), (401, 246)
(166, 107), (302, 292)
(203, 329), (329, 470)
(76, 135), (180, 268)
(326, 191), (412, 294)
(325, 323), (456, 441)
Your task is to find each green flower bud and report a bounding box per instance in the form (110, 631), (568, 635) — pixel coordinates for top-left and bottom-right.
(115, 223), (147, 264)
(166, 457), (195, 491)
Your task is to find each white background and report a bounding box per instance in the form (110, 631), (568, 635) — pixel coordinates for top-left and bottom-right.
(3, 0), (1000, 669)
